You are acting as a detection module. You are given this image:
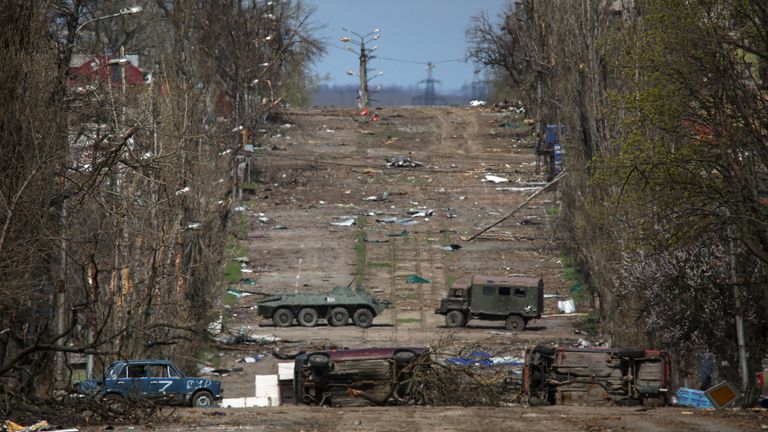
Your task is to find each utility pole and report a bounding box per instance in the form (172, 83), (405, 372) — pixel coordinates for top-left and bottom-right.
(341, 28), (381, 109)
(358, 44), (369, 108)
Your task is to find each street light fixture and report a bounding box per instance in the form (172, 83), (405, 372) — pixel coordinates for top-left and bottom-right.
(75, 5), (144, 35)
(339, 27), (381, 109)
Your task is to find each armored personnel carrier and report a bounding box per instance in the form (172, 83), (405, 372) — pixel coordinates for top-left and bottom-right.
(256, 285), (390, 328)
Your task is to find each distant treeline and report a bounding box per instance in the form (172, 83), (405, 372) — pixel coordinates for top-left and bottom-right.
(311, 84), (487, 107)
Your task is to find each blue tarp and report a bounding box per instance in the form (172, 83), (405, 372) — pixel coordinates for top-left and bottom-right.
(675, 387), (716, 409)
(447, 351), (493, 366)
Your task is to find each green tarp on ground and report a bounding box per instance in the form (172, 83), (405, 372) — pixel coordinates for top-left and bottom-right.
(405, 275), (430, 284)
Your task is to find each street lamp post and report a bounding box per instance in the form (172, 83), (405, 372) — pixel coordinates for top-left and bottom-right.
(340, 28), (380, 109)
(56, 5), (143, 389)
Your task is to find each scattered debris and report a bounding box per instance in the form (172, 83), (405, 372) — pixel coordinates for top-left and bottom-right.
(386, 155), (424, 168)
(441, 244), (461, 251)
(704, 381), (738, 408)
(227, 288), (252, 298)
(406, 275), (431, 284)
(376, 217), (418, 225)
(240, 278), (257, 285)
(557, 298), (576, 314)
(496, 186), (540, 192)
(3, 421), (52, 432)
(331, 218), (356, 226)
(469, 100), (487, 107)
(237, 355), (264, 363)
(407, 208), (434, 217)
(675, 387), (716, 409)
(482, 174), (509, 183)
(363, 192), (389, 201)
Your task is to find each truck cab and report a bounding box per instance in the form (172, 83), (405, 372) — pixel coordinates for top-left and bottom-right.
(435, 275), (544, 331)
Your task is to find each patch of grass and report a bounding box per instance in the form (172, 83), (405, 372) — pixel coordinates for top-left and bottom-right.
(368, 261), (391, 268)
(445, 274), (457, 288)
(224, 261), (241, 283)
(198, 346), (221, 368)
(354, 217), (368, 284)
(578, 311), (601, 336)
(545, 206), (560, 216)
(397, 317), (422, 324)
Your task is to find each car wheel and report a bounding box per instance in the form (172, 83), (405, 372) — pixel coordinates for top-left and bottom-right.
(327, 307), (349, 326)
(273, 308), (294, 327)
(394, 350), (417, 365)
(298, 308), (319, 327)
(102, 393), (126, 414)
(505, 315), (525, 331)
(308, 354), (332, 370)
(192, 390), (214, 408)
(445, 310), (466, 327)
(352, 308), (374, 328)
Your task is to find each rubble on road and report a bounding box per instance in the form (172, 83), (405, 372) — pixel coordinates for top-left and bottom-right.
(386, 155), (423, 168)
(482, 174), (509, 183)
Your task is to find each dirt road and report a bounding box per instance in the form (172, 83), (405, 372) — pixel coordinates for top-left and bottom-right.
(137, 106), (764, 431)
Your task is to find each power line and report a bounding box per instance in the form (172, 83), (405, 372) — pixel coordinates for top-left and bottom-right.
(377, 56), (465, 65)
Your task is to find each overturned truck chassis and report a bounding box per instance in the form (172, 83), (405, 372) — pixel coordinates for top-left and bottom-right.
(524, 346), (671, 406)
(293, 348), (427, 406)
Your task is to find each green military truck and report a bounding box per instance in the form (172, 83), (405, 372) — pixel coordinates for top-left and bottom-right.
(435, 275), (544, 330)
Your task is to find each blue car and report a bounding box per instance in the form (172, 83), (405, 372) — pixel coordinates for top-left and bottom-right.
(76, 360), (222, 408)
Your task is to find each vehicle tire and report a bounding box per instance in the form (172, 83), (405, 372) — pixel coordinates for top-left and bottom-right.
(505, 314), (525, 331)
(297, 308), (319, 327)
(192, 390), (214, 408)
(352, 308), (374, 328)
(273, 308), (294, 327)
(308, 354), (332, 370)
(327, 307), (349, 327)
(102, 393), (126, 414)
(394, 350), (417, 365)
(618, 349), (645, 359)
(445, 310), (466, 327)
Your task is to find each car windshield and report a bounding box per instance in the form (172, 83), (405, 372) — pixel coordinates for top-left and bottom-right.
(105, 363), (125, 379)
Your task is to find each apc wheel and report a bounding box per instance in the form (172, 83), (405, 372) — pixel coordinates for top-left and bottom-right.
(298, 308), (319, 327)
(327, 307), (349, 326)
(505, 315), (525, 331)
(192, 390), (214, 408)
(273, 308), (294, 327)
(445, 310), (466, 327)
(352, 308), (374, 328)
(102, 393), (127, 414)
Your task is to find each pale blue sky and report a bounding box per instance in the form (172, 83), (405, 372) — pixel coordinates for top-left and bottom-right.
(308, 0), (509, 92)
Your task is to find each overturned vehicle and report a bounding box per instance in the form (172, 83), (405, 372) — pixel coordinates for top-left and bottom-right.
(293, 347), (427, 406)
(524, 345), (671, 406)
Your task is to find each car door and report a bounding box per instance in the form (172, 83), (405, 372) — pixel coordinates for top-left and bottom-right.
(148, 363), (185, 404)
